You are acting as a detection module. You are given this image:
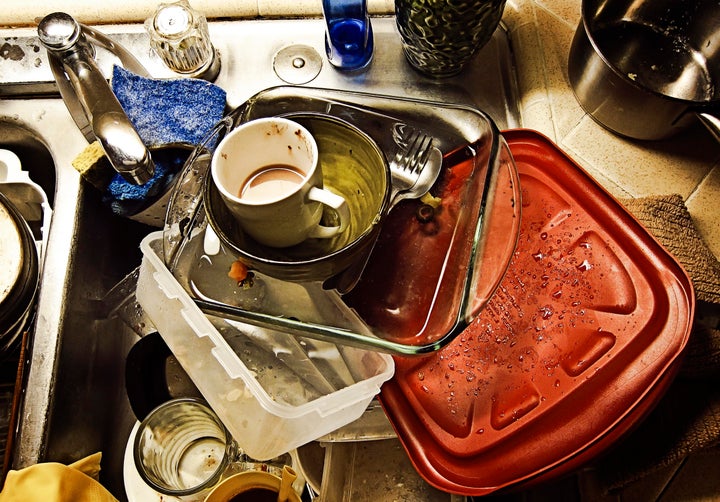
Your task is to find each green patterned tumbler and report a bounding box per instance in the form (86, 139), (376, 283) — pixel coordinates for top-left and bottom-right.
(395, 0), (507, 77)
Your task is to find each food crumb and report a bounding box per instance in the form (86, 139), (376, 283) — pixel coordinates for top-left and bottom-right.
(228, 260), (254, 288)
(228, 260), (248, 281)
(416, 204), (436, 223)
(420, 192), (442, 208)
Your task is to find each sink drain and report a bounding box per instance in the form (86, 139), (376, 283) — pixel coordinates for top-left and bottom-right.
(273, 44), (322, 84)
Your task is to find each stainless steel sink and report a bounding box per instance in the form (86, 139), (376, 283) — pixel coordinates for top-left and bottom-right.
(0, 116), (55, 463)
(1, 16), (520, 499)
(0, 97), (152, 494)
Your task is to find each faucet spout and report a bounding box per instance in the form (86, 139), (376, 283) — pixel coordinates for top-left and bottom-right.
(38, 12), (155, 185)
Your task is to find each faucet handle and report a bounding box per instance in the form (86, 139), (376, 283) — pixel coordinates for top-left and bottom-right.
(145, 0), (220, 81)
(37, 12), (83, 52)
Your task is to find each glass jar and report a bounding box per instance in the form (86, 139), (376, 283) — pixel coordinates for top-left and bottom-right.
(395, 0), (507, 77)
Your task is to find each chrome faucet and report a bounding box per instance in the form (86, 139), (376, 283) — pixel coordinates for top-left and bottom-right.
(38, 12), (155, 185)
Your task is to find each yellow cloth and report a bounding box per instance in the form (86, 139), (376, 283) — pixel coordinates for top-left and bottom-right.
(0, 453), (118, 502)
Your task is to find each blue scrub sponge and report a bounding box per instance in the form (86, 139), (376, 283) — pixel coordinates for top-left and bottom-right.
(105, 65), (226, 203)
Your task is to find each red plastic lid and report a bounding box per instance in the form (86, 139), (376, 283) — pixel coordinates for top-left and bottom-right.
(379, 129), (694, 496)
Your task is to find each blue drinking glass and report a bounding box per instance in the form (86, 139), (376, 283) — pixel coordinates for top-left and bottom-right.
(322, 0), (374, 70)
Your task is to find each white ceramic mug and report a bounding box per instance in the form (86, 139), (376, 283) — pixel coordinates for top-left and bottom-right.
(204, 466), (301, 502)
(211, 117), (349, 248)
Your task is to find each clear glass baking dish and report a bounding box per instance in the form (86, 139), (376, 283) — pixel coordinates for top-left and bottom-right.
(161, 86), (521, 355)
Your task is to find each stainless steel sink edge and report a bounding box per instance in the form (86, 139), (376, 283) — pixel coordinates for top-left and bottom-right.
(0, 98), (90, 468)
(2, 17), (520, 129)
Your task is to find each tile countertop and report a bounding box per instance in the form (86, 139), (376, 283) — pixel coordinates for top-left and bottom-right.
(1, 0), (717, 259)
(503, 0), (720, 260)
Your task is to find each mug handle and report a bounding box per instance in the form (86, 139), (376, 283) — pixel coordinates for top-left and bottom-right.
(306, 186), (350, 239)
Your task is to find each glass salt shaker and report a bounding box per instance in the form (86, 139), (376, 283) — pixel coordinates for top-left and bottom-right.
(322, 0), (374, 70)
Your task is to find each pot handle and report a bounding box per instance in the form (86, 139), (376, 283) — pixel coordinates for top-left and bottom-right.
(697, 112), (720, 142)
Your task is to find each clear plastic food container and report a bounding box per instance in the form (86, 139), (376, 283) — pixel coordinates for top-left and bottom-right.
(136, 231), (395, 460)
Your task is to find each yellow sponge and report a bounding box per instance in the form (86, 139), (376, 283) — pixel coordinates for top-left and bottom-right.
(71, 141), (114, 191)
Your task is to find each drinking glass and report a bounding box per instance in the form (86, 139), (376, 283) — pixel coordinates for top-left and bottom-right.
(133, 398), (235, 497)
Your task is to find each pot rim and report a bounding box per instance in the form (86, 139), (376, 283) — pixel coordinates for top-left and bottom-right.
(0, 191), (39, 351)
(579, 0), (720, 108)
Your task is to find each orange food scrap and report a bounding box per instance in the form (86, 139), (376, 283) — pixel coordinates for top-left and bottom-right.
(228, 260), (249, 283)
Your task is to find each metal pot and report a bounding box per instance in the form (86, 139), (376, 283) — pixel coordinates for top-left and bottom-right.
(0, 191), (39, 356)
(568, 0), (720, 141)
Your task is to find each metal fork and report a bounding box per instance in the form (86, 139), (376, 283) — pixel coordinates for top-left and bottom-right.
(389, 125), (442, 206)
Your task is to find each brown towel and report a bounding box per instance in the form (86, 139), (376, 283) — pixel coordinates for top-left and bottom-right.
(621, 194), (720, 305)
(592, 194), (720, 493)
(621, 194), (720, 379)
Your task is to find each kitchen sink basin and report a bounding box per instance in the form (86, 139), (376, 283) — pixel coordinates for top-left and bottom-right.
(0, 117), (55, 463)
(0, 98), (154, 494)
(1, 16), (520, 499)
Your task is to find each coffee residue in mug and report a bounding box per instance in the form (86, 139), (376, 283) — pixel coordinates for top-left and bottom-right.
(228, 487), (278, 502)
